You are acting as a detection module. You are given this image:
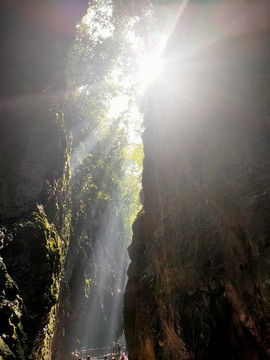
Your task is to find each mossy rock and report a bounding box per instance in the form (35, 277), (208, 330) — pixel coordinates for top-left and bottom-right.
(0, 338), (16, 360)
(0, 210), (62, 358)
(0, 258), (26, 360)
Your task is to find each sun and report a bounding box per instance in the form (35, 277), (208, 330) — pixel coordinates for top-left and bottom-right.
(139, 53), (164, 87)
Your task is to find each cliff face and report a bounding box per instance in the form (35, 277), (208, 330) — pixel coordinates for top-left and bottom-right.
(0, 1), (88, 359)
(124, 2), (270, 360)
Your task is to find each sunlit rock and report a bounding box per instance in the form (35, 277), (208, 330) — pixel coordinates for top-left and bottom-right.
(124, 1), (270, 359)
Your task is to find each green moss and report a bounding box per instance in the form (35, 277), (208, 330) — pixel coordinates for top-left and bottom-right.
(31, 212), (63, 315)
(40, 305), (57, 359)
(1, 211), (64, 358)
(0, 338), (15, 359)
(33, 211), (62, 268)
(4, 271), (15, 290)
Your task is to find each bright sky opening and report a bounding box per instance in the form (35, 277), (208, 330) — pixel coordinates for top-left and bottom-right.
(139, 53), (164, 86)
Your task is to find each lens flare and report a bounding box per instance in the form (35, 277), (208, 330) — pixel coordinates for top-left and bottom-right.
(139, 53), (164, 86)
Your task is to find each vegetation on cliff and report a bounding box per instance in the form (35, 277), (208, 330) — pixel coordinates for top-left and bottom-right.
(0, 0), (154, 358)
(52, 1), (146, 357)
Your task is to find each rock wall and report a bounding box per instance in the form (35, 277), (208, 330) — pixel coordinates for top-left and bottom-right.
(0, 1), (88, 359)
(124, 2), (270, 359)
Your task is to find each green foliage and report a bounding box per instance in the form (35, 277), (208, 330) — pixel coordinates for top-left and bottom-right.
(67, 0), (144, 244)
(62, 0), (146, 347)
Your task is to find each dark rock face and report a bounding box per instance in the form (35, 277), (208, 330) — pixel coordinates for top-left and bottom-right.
(124, 2), (270, 359)
(0, 1), (88, 359)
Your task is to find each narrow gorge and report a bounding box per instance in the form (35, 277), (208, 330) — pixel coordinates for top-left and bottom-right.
(1, 1), (270, 360)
